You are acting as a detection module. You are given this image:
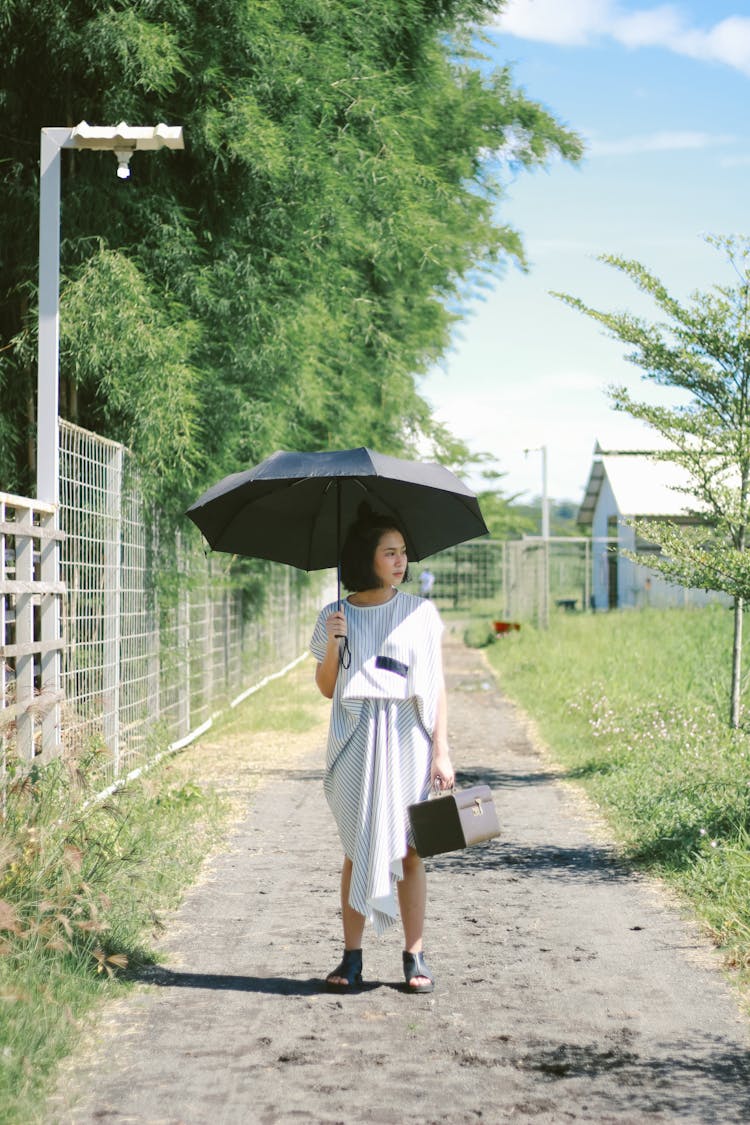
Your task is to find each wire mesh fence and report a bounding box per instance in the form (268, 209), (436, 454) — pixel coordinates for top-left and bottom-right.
(1, 421), (325, 790)
(6, 419), (730, 803)
(421, 538), (592, 625)
(423, 535), (726, 625)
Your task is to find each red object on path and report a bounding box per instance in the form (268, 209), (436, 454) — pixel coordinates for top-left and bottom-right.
(493, 621), (521, 634)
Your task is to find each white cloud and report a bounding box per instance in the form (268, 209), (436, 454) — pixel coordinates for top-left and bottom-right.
(589, 129), (736, 156)
(495, 0), (610, 45)
(611, 5), (685, 48)
(495, 2), (750, 76)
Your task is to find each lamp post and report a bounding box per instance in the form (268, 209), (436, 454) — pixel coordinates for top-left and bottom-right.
(35, 121), (184, 762)
(523, 444), (550, 539)
(37, 121), (184, 505)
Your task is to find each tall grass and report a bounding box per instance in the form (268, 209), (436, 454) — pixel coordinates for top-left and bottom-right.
(0, 739), (228, 1124)
(485, 606), (750, 976)
(0, 655), (329, 1125)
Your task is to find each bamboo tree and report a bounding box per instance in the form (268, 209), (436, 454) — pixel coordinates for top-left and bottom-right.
(555, 235), (750, 727)
(0, 0), (582, 511)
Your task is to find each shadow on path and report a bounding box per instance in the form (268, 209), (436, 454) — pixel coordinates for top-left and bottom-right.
(137, 966), (408, 996)
(510, 1036), (750, 1122)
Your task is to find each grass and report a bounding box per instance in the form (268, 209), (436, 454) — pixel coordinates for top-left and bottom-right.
(483, 604), (750, 980)
(0, 654), (332, 1125)
(0, 738), (230, 1125)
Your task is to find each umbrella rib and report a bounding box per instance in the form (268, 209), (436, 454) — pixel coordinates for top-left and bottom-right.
(305, 478), (336, 573)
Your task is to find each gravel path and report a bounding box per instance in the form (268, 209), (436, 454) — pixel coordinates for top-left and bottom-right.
(48, 636), (750, 1124)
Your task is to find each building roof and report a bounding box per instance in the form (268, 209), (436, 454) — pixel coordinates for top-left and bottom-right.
(578, 445), (696, 525)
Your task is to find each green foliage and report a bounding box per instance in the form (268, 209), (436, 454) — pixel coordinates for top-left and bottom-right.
(0, 0), (582, 506)
(0, 740), (227, 1122)
(554, 235), (750, 723)
(463, 621), (496, 647)
(58, 247), (202, 503)
(476, 486), (536, 539)
(554, 235), (750, 571)
(477, 486), (582, 540)
(487, 608), (750, 977)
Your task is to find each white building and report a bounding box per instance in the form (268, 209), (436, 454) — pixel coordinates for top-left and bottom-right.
(578, 444), (726, 610)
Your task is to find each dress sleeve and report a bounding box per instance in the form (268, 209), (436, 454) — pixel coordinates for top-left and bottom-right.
(310, 606), (330, 663)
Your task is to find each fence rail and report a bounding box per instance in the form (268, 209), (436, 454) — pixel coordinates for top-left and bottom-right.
(1, 492), (65, 807)
(1, 422), (325, 804)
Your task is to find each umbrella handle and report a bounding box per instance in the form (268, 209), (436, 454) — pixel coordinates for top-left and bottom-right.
(334, 489), (350, 667)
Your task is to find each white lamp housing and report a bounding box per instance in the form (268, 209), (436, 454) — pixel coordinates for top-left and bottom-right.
(70, 121), (185, 179)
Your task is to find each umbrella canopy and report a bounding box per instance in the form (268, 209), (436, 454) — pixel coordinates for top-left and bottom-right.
(185, 447), (488, 571)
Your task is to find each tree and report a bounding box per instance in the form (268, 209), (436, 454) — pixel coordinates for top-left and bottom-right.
(555, 235), (750, 727)
(0, 1), (582, 514)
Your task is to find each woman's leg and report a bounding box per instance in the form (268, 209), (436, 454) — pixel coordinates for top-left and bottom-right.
(397, 848), (431, 988)
(340, 855), (366, 948)
(328, 856), (366, 986)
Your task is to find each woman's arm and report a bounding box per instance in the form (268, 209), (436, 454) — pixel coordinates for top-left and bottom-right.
(430, 677), (455, 790)
(314, 609), (347, 699)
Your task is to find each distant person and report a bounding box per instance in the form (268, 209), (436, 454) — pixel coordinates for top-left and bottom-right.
(418, 567), (435, 599)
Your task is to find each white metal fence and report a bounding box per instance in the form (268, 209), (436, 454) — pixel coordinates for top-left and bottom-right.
(1, 492), (65, 806)
(5, 421), (730, 801)
(427, 536), (728, 625)
(1, 421), (324, 799)
(58, 420), (325, 779)
(424, 538), (591, 624)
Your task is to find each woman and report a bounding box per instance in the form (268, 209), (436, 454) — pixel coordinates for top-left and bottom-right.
(310, 503), (454, 994)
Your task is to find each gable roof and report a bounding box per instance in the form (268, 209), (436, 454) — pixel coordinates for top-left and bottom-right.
(578, 444), (696, 526)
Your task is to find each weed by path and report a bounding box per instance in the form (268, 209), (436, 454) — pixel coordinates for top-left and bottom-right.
(486, 605), (750, 993)
(0, 736), (229, 1124)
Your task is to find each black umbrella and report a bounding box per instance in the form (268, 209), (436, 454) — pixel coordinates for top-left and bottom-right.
(185, 447), (488, 591)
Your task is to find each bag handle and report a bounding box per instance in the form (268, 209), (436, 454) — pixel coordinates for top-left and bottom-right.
(430, 780), (456, 799)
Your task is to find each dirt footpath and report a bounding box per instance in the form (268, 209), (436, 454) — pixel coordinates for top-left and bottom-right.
(49, 636), (750, 1124)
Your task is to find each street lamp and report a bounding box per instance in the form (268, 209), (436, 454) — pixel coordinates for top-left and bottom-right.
(34, 121), (184, 760)
(37, 120), (184, 504)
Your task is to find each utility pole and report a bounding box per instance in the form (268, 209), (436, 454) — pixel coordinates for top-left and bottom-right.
(524, 445), (550, 628)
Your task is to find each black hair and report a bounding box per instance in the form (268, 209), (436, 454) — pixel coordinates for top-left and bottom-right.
(340, 502), (410, 592)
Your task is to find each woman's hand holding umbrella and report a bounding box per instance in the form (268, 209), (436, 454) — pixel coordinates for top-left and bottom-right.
(315, 610), (348, 699)
(325, 610), (347, 643)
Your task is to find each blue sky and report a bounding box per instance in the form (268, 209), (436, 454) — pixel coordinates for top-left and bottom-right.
(422, 0), (750, 504)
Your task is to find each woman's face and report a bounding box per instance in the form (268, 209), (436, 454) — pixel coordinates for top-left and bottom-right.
(372, 529), (407, 588)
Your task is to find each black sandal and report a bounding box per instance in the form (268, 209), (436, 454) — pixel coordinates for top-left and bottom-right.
(403, 950), (434, 994)
(325, 949), (363, 993)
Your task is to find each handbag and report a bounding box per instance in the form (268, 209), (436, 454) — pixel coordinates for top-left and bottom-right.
(408, 784), (500, 858)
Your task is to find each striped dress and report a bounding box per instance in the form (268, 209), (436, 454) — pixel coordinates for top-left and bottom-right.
(310, 590), (444, 935)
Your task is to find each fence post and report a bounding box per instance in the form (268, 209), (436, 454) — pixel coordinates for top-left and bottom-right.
(223, 583), (230, 694)
(203, 555), (213, 713)
(148, 522), (160, 725)
(540, 539), (550, 630)
(14, 507), (34, 761)
(39, 506), (62, 758)
(102, 444), (123, 773)
(177, 535), (191, 739)
(1, 499), (7, 810)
